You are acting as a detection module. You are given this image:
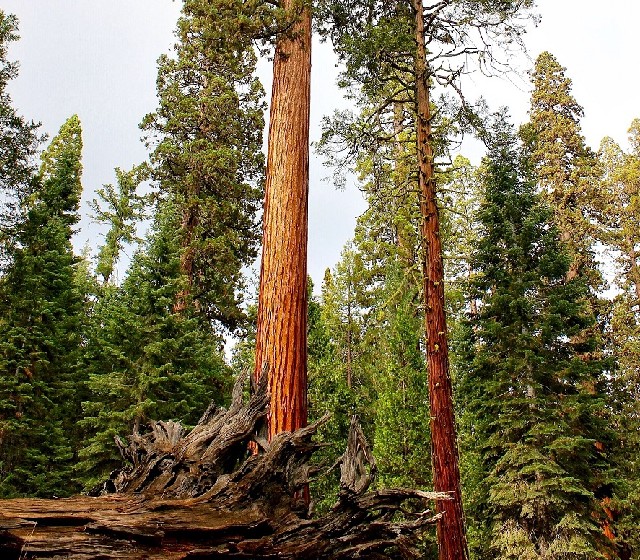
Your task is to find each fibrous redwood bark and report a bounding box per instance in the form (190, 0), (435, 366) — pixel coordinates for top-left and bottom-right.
(414, 1), (469, 559)
(0, 373), (446, 559)
(254, 0), (312, 440)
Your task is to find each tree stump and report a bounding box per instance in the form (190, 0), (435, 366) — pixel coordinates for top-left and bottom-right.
(0, 372), (446, 559)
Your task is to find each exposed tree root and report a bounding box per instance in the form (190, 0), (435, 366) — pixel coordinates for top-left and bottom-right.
(0, 372), (446, 559)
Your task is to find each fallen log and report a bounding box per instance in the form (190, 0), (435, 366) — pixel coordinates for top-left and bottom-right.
(0, 371), (446, 559)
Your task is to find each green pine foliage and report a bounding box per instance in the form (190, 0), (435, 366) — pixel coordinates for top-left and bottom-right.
(141, 0), (266, 332)
(458, 114), (612, 559)
(372, 260), (430, 490)
(308, 259), (376, 513)
(0, 11), (42, 267)
(521, 51), (602, 289)
(598, 122), (640, 556)
(77, 200), (231, 489)
(0, 115), (85, 497)
(308, 226), (432, 492)
(91, 163), (152, 285)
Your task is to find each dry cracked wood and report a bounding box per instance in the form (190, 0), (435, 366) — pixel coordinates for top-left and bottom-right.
(0, 372), (447, 559)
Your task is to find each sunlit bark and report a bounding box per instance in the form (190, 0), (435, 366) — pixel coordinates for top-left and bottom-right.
(254, 0), (312, 440)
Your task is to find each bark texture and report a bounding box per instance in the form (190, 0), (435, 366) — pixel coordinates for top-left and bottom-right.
(0, 373), (445, 559)
(414, 2), (469, 559)
(254, 0), (312, 440)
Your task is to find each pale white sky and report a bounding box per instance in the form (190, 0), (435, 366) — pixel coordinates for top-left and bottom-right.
(2, 1), (639, 287)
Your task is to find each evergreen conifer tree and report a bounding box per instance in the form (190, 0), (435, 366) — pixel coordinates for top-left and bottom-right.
(0, 115), (84, 497)
(308, 252), (374, 483)
(91, 163), (151, 286)
(141, 0), (265, 332)
(598, 123), (640, 556)
(78, 200), (231, 489)
(458, 114), (612, 559)
(316, 5), (537, 555)
(0, 11), (41, 267)
(522, 51), (602, 288)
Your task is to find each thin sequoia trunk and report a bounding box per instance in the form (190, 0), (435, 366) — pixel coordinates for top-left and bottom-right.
(254, 0), (312, 440)
(414, 1), (469, 559)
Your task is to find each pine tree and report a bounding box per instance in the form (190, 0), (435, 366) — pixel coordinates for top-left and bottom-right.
(316, 4), (537, 555)
(0, 115), (85, 497)
(522, 51), (602, 287)
(458, 114), (612, 559)
(307, 272), (364, 513)
(0, 10), (41, 267)
(78, 199), (231, 489)
(440, 156), (482, 318)
(598, 122), (640, 557)
(91, 163), (151, 285)
(372, 259), (431, 491)
(308, 250), (376, 448)
(347, 170), (432, 493)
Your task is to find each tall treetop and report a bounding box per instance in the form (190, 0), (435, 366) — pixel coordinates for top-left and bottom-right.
(523, 50), (602, 288)
(37, 115), (83, 227)
(141, 0), (266, 332)
(0, 11), (19, 89)
(526, 51), (593, 190)
(0, 10), (42, 261)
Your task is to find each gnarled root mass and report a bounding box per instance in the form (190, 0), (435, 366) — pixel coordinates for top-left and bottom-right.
(0, 372), (446, 559)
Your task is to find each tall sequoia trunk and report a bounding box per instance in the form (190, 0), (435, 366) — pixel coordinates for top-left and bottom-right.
(254, 1), (312, 440)
(414, 1), (469, 559)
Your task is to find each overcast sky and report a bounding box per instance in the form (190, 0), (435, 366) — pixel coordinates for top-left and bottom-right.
(2, 1), (639, 288)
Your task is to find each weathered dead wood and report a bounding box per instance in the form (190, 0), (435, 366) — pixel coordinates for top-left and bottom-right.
(0, 372), (447, 559)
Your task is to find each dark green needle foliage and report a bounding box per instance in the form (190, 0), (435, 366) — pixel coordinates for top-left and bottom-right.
(598, 123), (640, 556)
(0, 11), (42, 268)
(78, 199), (231, 489)
(372, 260), (431, 491)
(458, 113), (612, 559)
(0, 115), (85, 498)
(521, 52), (602, 290)
(307, 258), (376, 513)
(78, 0), (278, 488)
(141, 0), (267, 333)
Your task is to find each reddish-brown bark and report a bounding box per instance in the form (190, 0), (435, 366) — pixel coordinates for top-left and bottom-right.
(254, 1), (312, 441)
(414, 1), (469, 559)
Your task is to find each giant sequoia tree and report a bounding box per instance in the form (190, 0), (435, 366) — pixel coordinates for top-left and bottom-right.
(522, 52), (601, 287)
(142, 0), (265, 332)
(254, 0), (313, 440)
